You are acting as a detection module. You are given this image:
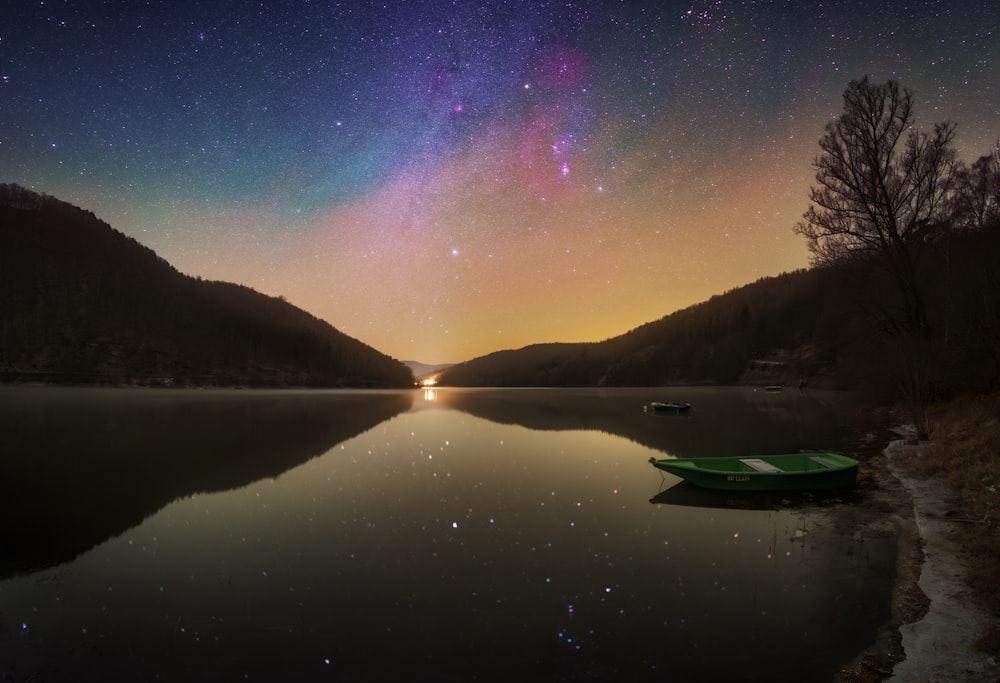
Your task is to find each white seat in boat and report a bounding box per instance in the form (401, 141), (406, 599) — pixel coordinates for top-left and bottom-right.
(740, 458), (782, 473)
(809, 456), (839, 469)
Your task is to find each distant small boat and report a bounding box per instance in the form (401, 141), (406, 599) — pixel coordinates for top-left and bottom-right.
(645, 401), (691, 414)
(648, 452), (859, 491)
(764, 385), (784, 392)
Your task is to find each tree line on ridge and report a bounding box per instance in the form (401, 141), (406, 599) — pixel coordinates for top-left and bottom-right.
(0, 184), (414, 388)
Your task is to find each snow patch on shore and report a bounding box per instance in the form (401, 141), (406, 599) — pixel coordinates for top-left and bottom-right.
(885, 438), (999, 682)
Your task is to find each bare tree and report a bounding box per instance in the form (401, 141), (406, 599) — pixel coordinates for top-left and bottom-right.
(951, 141), (1000, 231)
(794, 77), (959, 437)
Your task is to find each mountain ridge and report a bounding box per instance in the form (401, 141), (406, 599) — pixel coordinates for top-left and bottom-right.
(5, 183), (998, 395)
(0, 183), (414, 388)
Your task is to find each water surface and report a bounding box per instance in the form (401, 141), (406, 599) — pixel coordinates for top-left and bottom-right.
(0, 386), (893, 682)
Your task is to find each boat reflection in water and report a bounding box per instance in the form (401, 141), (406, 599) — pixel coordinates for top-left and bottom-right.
(649, 479), (859, 511)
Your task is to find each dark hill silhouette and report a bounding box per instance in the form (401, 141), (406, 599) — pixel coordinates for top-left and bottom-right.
(438, 269), (853, 387)
(438, 222), (1000, 393)
(436, 343), (585, 386)
(0, 184), (413, 387)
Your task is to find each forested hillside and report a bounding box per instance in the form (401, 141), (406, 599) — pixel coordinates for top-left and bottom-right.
(0, 184), (414, 387)
(439, 225), (1000, 392)
(437, 268), (849, 387)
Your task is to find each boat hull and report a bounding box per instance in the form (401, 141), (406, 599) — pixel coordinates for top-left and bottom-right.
(645, 401), (691, 414)
(648, 452), (858, 491)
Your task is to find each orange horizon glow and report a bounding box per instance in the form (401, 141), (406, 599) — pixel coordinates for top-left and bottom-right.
(11, 2), (998, 364)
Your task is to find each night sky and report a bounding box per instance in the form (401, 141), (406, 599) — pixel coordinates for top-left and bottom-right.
(3, 1), (998, 363)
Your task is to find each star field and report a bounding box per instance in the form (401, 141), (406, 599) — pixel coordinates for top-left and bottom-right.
(3, 0), (998, 362)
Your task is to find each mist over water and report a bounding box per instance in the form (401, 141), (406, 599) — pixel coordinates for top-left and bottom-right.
(1, 386), (891, 682)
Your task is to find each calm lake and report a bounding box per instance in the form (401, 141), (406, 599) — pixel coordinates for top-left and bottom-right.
(0, 386), (894, 682)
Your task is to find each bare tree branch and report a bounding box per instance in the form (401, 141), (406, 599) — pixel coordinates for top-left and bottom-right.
(793, 77), (960, 438)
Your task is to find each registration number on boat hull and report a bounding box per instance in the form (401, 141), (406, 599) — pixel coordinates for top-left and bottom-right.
(726, 475), (751, 482)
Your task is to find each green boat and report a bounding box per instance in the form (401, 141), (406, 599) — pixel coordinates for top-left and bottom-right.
(647, 452), (859, 491)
